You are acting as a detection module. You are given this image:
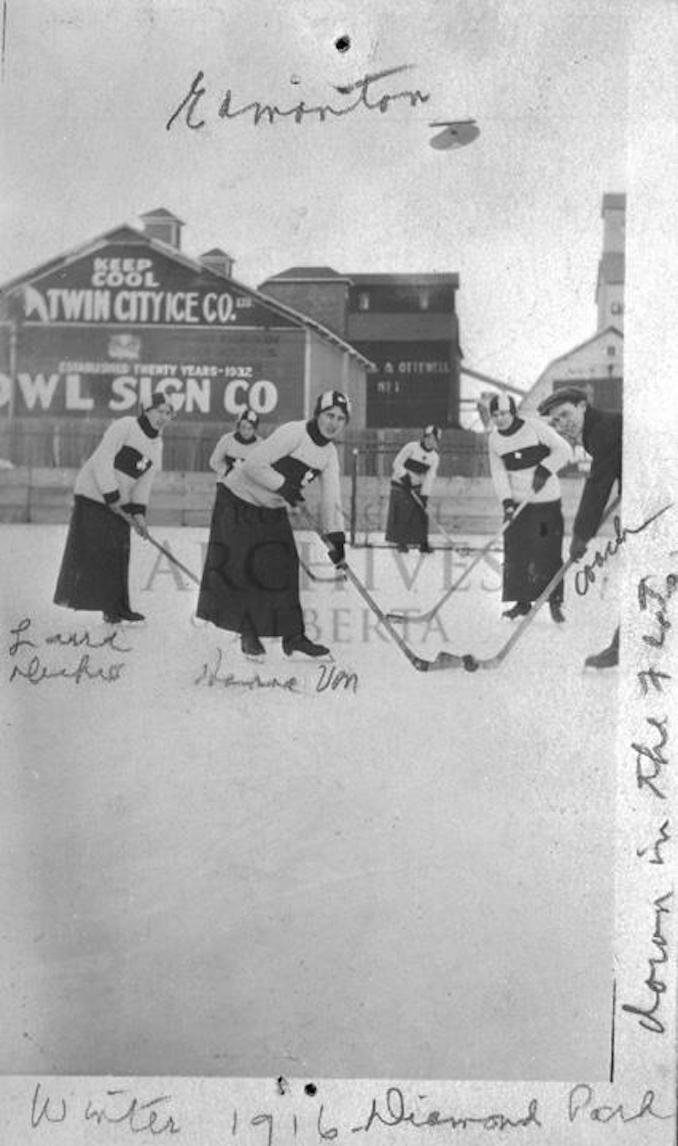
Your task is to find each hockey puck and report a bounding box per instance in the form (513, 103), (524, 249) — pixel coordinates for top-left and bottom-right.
(462, 654), (479, 672)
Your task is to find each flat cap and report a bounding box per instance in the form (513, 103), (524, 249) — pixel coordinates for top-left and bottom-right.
(537, 386), (589, 416)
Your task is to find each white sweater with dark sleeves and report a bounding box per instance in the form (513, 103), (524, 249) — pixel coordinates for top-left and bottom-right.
(488, 417), (572, 505)
(225, 420), (344, 533)
(73, 416), (163, 514)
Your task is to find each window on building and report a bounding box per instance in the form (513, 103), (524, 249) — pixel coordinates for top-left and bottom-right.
(358, 292), (370, 311)
(606, 345), (616, 356)
(419, 289), (430, 311)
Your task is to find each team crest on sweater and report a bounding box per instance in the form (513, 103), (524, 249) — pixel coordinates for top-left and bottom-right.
(114, 445), (153, 478)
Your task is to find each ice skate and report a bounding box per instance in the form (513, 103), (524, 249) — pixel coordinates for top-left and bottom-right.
(502, 602), (531, 620)
(241, 631), (266, 659)
(282, 634), (332, 660)
(119, 608), (146, 623)
(419, 543), (433, 555)
(102, 612), (123, 625)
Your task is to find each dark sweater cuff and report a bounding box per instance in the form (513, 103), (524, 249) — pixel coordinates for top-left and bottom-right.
(103, 490), (120, 505)
(121, 502), (146, 516)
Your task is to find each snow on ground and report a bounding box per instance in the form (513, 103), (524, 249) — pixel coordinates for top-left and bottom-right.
(0, 524), (620, 1079)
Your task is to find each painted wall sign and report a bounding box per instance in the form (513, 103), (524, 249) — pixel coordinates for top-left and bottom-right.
(16, 242), (296, 330)
(0, 326), (305, 420)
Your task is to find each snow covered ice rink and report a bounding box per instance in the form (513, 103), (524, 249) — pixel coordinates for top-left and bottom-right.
(1, 523), (620, 1079)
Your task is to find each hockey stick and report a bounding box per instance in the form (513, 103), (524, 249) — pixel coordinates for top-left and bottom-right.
(144, 533), (203, 585)
(387, 497), (531, 623)
(464, 495), (624, 672)
(296, 505), (465, 672)
(110, 506), (203, 585)
(408, 487), (458, 548)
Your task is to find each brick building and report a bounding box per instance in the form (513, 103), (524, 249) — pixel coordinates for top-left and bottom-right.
(259, 268), (462, 429)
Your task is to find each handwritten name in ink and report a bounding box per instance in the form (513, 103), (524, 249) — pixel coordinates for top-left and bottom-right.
(574, 503), (673, 596)
(166, 64), (430, 133)
(316, 664), (358, 694)
(194, 647), (358, 696)
(8, 617), (129, 686)
(30, 1082), (180, 1135)
(194, 646), (301, 693)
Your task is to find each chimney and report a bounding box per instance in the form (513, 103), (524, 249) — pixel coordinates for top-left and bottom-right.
(139, 208), (184, 250)
(199, 248), (236, 278)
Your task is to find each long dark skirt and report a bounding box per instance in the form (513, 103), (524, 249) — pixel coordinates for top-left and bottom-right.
(54, 495), (132, 613)
(503, 499), (564, 604)
(197, 485), (304, 638)
(385, 482), (428, 547)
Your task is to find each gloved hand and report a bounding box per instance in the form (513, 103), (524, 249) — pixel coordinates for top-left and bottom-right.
(278, 479), (304, 507)
(325, 531), (346, 566)
(532, 463), (551, 493)
(569, 533), (588, 561)
(503, 498), (518, 524)
(130, 514), (149, 539)
(418, 494), (428, 508)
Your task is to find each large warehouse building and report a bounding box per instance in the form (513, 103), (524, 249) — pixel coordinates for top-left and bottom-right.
(0, 209), (372, 467)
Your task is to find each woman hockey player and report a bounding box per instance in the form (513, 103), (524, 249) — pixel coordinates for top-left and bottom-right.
(197, 390), (349, 659)
(208, 407), (260, 480)
(385, 425), (441, 553)
(488, 393), (571, 622)
(54, 391), (176, 624)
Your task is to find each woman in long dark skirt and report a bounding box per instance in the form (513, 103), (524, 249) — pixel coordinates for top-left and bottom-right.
(197, 390), (350, 660)
(385, 425), (441, 553)
(54, 393), (175, 624)
(487, 394), (571, 622)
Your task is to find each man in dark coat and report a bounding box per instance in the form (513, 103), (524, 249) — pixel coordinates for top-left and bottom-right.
(537, 387), (622, 668)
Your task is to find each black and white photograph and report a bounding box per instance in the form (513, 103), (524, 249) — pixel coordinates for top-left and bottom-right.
(0, 1), (676, 1141)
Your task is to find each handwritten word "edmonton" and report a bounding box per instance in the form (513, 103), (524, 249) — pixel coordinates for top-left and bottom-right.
(167, 65), (430, 132)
